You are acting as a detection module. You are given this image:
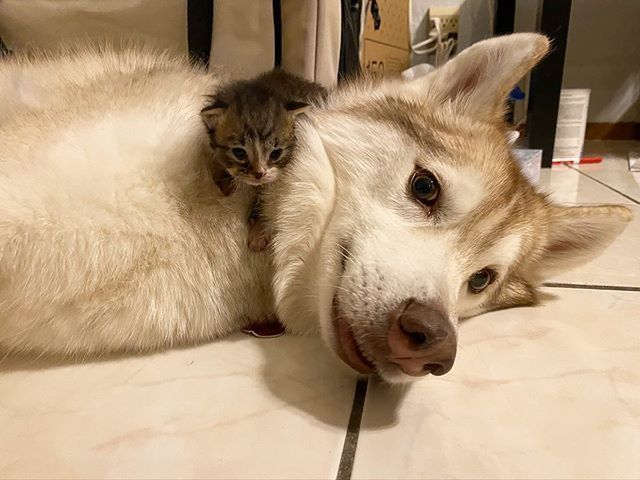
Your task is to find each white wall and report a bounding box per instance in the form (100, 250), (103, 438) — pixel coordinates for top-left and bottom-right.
(410, 0), (494, 66)
(412, 0), (640, 123)
(562, 0), (640, 123)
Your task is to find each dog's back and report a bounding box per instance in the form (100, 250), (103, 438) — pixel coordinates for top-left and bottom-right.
(0, 48), (272, 355)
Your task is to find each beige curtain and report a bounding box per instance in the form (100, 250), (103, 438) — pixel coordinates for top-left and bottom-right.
(0, 0), (341, 85)
(0, 0), (187, 54)
(209, 0), (275, 80)
(281, 0), (341, 87)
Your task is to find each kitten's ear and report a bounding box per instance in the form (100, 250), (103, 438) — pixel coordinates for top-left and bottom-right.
(285, 101), (310, 116)
(200, 99), (228, 129)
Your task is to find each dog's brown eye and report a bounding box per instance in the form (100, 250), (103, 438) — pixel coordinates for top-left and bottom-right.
(231, 147), (247, 161)
(468, 269), (494, 293)
(410, 170), (440, 206)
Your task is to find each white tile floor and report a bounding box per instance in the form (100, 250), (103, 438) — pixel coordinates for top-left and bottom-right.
(1, 141), (639, 479)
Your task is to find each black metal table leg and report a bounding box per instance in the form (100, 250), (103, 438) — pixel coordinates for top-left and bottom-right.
(187, 0), (214, 67)
(494, 0), (517, 123)
(272, 0), (282, 68)
(494, 0), (516, 36)
(526, 0), (573, 168)
(339, 0), (363, 80)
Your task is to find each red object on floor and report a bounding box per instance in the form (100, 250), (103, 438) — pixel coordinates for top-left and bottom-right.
(552, 156), (603, 165)
(243, 321), (286, 338)
(578, 156), (603, 164)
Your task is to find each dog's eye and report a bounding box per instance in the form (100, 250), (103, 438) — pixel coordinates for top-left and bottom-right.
(231, 147), (248, 161)
(270, 148), (283, 162)
(410, 169), (440, 206)
(468, 269), (495, 293)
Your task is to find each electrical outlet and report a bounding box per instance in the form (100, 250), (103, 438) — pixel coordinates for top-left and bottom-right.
(429, 6), (460, 37)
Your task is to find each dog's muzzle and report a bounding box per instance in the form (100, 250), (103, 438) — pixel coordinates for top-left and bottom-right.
(333, 296), (457, 377)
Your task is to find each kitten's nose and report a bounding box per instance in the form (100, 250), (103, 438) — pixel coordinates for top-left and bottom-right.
(254, 171), (264, 179)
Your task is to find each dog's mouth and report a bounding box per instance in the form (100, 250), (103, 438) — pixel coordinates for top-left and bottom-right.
(332, 295), (376, 375)
(331, 240), (376, 375)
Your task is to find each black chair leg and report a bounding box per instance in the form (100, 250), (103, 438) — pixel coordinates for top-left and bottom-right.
(526, 0), (573, 168)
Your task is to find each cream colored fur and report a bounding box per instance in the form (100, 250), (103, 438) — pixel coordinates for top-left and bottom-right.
(0, 35), (631, 382)
(0, 48), (271, 355)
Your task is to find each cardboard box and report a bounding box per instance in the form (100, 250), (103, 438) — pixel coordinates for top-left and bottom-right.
(361, 0), (410, 78)
(362, 39), (410, 77)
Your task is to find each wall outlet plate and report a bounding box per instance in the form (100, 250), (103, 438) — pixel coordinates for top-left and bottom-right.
(428, 6), (460, 36)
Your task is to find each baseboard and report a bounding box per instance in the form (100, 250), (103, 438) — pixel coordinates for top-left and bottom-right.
(585, 122), (640, 140)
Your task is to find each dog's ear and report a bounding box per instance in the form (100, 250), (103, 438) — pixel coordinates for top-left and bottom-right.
(408, 33), (549, 123)
(536, 204), (632, 278)
(200, 99), (228, 130)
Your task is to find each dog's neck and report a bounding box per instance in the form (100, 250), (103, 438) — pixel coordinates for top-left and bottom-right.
(260, 117), (336, 333)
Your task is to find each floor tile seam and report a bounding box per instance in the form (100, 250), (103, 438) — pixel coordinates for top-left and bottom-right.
(336, 377), (369, 480)
(566, 164), (640, 205)
(543, 282), (640, 292)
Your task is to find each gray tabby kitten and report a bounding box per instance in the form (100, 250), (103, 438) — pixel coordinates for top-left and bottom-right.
(201, 69), (327, 251)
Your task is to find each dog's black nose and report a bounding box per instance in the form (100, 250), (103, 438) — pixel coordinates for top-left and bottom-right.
(387, 299), (457, 376)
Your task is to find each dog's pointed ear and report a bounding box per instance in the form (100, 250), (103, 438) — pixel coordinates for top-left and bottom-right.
(200, 99), (228, 129)
(409, 33), (549, 123)
(536, 204), (632, 279)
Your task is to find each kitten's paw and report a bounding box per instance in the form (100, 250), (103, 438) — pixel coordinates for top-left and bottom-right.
(248, 222), (271, 252)
(212, 168), (237, 196)
(216, 177), (237, 196)
(248, 230), (271, 252)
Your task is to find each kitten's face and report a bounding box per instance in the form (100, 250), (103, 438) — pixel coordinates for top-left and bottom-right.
(201, 98), (307, 187)
(214, 106), (293, 186)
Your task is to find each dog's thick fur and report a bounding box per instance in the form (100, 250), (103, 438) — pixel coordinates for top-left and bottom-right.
(0, 35), (631, 382)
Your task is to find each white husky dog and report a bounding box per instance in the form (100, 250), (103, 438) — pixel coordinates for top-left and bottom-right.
(0, 34), (631, 382)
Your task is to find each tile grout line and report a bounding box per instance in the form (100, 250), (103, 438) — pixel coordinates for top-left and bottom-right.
(566, 164), (640, 205)
(544, 282), (640, 292)
(336, 377), (369, 480)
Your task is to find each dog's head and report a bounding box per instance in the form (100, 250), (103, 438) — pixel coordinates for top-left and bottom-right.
(268, 34), (632, 383)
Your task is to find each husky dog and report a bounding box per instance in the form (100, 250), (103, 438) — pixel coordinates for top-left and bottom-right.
(0, 35), (631, 383)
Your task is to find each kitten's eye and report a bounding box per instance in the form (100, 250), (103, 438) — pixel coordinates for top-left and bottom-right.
(410, 169), (440, 207)
(270, 148), (283, 162)
(468, 269), (495, 294)
(231, 147), (248, 161)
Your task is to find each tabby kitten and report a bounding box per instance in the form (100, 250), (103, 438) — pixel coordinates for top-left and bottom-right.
(200, 69), (327, 251)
